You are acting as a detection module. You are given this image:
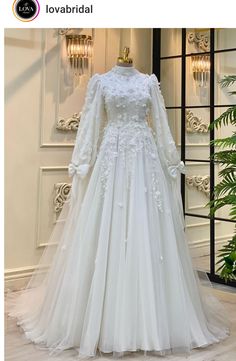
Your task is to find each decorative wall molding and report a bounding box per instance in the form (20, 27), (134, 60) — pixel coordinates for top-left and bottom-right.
(5, 264), (48, 291)
(56, 112), (81, 131)
(5, 265), (37, 291)
(188, 233), (231, 258)
(54, 182), (72, 213)
(36, 166), (69, 248)
(187, 32), (210, 52)
(189, 234), (230, 249)
(39, 30), (76, 148)
(58, 28), (72, 36)
(186, 110), (209, 133)
(39, 29), (86, 148)
(186, 175), (210, 197)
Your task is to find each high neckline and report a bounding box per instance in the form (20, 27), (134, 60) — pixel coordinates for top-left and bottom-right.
(111, 65), (139, 76)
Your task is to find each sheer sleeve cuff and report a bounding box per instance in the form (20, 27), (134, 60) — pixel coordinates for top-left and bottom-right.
(168, 161), (186, 178)
(68, 163), (90, 179)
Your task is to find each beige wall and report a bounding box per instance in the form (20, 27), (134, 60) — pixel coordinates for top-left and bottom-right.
(5, 28), (152, 290)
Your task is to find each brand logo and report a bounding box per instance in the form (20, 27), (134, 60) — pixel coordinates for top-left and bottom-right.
(12, 0), (40, 22)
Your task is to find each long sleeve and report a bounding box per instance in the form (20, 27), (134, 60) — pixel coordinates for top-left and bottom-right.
(68, 74), (106, 180)
(149, 74), (185, 179)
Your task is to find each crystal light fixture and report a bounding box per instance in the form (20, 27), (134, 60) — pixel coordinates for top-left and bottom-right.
(66, 34), (93, 76)
(191, 55), (210, 87)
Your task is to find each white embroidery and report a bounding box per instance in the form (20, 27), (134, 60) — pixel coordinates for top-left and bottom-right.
(79, 70), (162, 211)
(70, 67), (185, 211)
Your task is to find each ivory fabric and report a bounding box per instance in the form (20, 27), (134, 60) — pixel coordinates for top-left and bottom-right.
(7, 65), (230, 359)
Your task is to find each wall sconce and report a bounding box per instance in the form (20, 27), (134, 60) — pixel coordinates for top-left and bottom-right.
(66, 34), (93, 76)
(191, 55), (210, 87)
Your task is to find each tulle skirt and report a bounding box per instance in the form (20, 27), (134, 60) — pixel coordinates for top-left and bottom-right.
(6, 125), (230, 359)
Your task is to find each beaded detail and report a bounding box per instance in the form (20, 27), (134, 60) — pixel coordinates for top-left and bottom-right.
(69, 66), (185, 212)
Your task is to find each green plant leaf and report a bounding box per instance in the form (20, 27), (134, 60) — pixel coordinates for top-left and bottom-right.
(208, 106), (236, 130)
(207, 75), (236, 281)
(219, 75), (236, 88)
(212, 135), (236, 148)
(218, 166), (236, 178)
(211, 150), (236, 164)
(208, 195), (236, 217)
(214, 174), (236, 196)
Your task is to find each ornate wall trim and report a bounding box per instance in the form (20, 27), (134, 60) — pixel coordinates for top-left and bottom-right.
(39, 29), (91, 148)
(186, 175), (210, 197)
(54, 182), (71, 213)
(186, 110), (209, 133)
(56, 112), (81, 131)
(187, 32), (210, 52)
(58, 28), (72, 36)
(36, 166), (69, 248)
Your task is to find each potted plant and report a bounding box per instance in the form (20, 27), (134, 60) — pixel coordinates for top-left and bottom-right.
(208, 75), (236, 281)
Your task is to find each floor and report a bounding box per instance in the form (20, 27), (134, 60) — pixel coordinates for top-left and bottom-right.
(5, 286), (236, 361)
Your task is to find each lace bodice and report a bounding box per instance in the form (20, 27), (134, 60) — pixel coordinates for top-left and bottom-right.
(68, 65), (185, 182)
(102, 66), (151, 125)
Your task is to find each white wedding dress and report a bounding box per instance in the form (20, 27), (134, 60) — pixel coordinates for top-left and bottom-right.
(7, 65), (230, 359)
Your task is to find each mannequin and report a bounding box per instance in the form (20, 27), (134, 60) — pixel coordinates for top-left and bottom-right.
(116, 46), (133, 67)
